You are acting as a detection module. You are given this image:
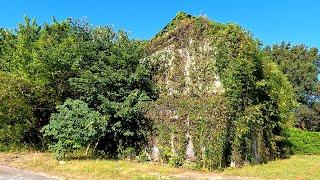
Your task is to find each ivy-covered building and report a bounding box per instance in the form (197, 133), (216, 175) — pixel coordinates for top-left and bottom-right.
(144, 12), (296, 170)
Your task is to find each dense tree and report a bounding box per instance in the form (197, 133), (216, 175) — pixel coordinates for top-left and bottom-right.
(68, 25), (155, 156)
(265, 43), (320, 131)
(264, 43), (319, 101)
(0, 17), (78, 148)
(0, 72), (36, 150)
(0, 17), (155, 157)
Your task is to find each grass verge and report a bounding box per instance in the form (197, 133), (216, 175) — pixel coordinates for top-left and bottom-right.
(0, 152), (218, 179)
(223, 155), (320, 179)
(1, 152), (319, 179)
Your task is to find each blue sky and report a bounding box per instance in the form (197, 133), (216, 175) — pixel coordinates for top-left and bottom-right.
(0, 0), (319, 48)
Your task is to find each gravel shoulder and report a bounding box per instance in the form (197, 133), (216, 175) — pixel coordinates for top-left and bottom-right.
(0, 165), (57, 180)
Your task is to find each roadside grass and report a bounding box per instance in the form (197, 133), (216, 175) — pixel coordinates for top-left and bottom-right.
(1, 152), (320, 179)
(0, 152), (214, 179)
(223, 155), (320, 179)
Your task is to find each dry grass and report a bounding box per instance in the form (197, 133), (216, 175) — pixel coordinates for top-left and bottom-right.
(1, 152), (319, 179)
(0, 152), (217, 179)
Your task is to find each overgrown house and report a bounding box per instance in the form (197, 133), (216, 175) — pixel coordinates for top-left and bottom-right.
(143, 12), (295, 170)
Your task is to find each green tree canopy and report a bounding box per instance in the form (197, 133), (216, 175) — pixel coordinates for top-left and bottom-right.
(265, 43), (320, 131)
(68, 25), (155, 156)
(0, 17), (78, 147)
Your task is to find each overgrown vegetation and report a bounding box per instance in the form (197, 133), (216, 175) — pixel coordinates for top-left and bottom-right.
(145, 12), (296, 170)
(0, 17), (154, 159)
(214, 23), (296, 166)
(0, 12), (319, 172)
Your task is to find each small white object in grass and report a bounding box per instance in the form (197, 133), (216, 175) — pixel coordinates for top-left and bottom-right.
(230, 160), (236, 167)
(59, 161), (66, 165)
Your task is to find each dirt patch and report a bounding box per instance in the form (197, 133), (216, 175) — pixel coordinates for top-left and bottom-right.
(0, 152), (41, 165)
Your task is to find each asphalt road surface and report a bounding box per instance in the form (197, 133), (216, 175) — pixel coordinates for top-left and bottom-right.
(0, 165), (56, 180)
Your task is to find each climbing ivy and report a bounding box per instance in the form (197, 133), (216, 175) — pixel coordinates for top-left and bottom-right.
(214, 23), (296, 165)
(145, 12), (296, 169)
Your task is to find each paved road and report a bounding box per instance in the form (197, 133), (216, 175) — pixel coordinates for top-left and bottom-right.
(0, 165), (56, 180)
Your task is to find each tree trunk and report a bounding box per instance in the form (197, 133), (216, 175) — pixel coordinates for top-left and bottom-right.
(85, 143), (91, 156)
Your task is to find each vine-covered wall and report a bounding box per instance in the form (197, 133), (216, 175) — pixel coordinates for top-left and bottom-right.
(144, 12), (296, 170)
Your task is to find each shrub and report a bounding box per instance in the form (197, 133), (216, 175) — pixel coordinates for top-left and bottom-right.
(42, 99), (108, 160)
(288, 128), (320, 155)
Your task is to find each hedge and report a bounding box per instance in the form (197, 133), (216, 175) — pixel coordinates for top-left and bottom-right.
(288, 128), (320, 155)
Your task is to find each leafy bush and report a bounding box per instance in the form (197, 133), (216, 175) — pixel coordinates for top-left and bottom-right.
(288, 128), (320, 155)
(42, 99), (108, 160)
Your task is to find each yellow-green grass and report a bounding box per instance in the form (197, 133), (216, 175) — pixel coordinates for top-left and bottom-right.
(223, 155), (320, 179)
(1, 152), (320, 179)
(0, 152), (217, 179)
